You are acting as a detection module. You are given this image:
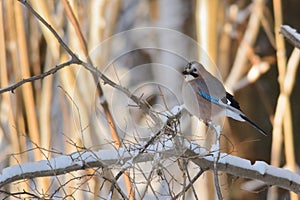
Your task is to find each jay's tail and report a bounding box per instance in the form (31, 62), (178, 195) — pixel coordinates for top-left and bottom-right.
(240, 115), (267, 136)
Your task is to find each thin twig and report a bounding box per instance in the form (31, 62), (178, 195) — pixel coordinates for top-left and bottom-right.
(213, 160), (222, 199)
(211, 124), (223, 199)
(0, 59), (74, 94)
(173, 169), (204, 199)
(17, 0), (80, 61)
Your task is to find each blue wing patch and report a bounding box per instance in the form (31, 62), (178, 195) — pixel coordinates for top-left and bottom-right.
(199, 90), (219, 104)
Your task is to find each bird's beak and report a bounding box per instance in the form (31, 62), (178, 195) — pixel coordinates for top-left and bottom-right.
(182, 70), (189, 75)
(182, 68), (190, 75)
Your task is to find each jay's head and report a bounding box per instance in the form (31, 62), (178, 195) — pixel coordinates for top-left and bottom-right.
(182, 61), (205, 78)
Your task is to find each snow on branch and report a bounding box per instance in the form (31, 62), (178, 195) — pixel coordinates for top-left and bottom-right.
(0, 140), (180, 189)
(185, 149), (300, 194)
(280, 25), (300, 49)
(1, 141), (300, 194)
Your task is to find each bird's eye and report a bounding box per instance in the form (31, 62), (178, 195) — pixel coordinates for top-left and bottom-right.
(193, 68), (197, 72)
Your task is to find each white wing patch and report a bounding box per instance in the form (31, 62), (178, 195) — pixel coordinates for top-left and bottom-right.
(227, 99), (231, 105)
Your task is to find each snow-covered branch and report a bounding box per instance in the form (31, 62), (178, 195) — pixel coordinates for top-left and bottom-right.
(280, 25), (300, 49)
(185, 149), (300, 194)
(1, 141), (300, 194)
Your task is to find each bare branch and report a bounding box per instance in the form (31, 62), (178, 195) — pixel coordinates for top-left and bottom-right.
(0, 59), (74, 94)
(17, 0), (80, 60)
(173, 169), (204, 199)
(5, 0), (161, 126)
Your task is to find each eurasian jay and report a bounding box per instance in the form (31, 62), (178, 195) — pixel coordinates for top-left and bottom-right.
(182, 61), (266, 136)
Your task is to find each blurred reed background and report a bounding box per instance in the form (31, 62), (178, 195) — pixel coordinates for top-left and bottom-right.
(0, 0), (300, 199)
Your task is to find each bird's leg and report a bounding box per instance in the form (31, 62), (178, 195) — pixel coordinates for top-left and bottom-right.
(204, 120), (212, 127)
(206, 121), (223, 199)
(204, 121), (221, 154)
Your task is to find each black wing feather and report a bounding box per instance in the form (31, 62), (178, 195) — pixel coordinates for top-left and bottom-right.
(221, 92), (241, 110)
